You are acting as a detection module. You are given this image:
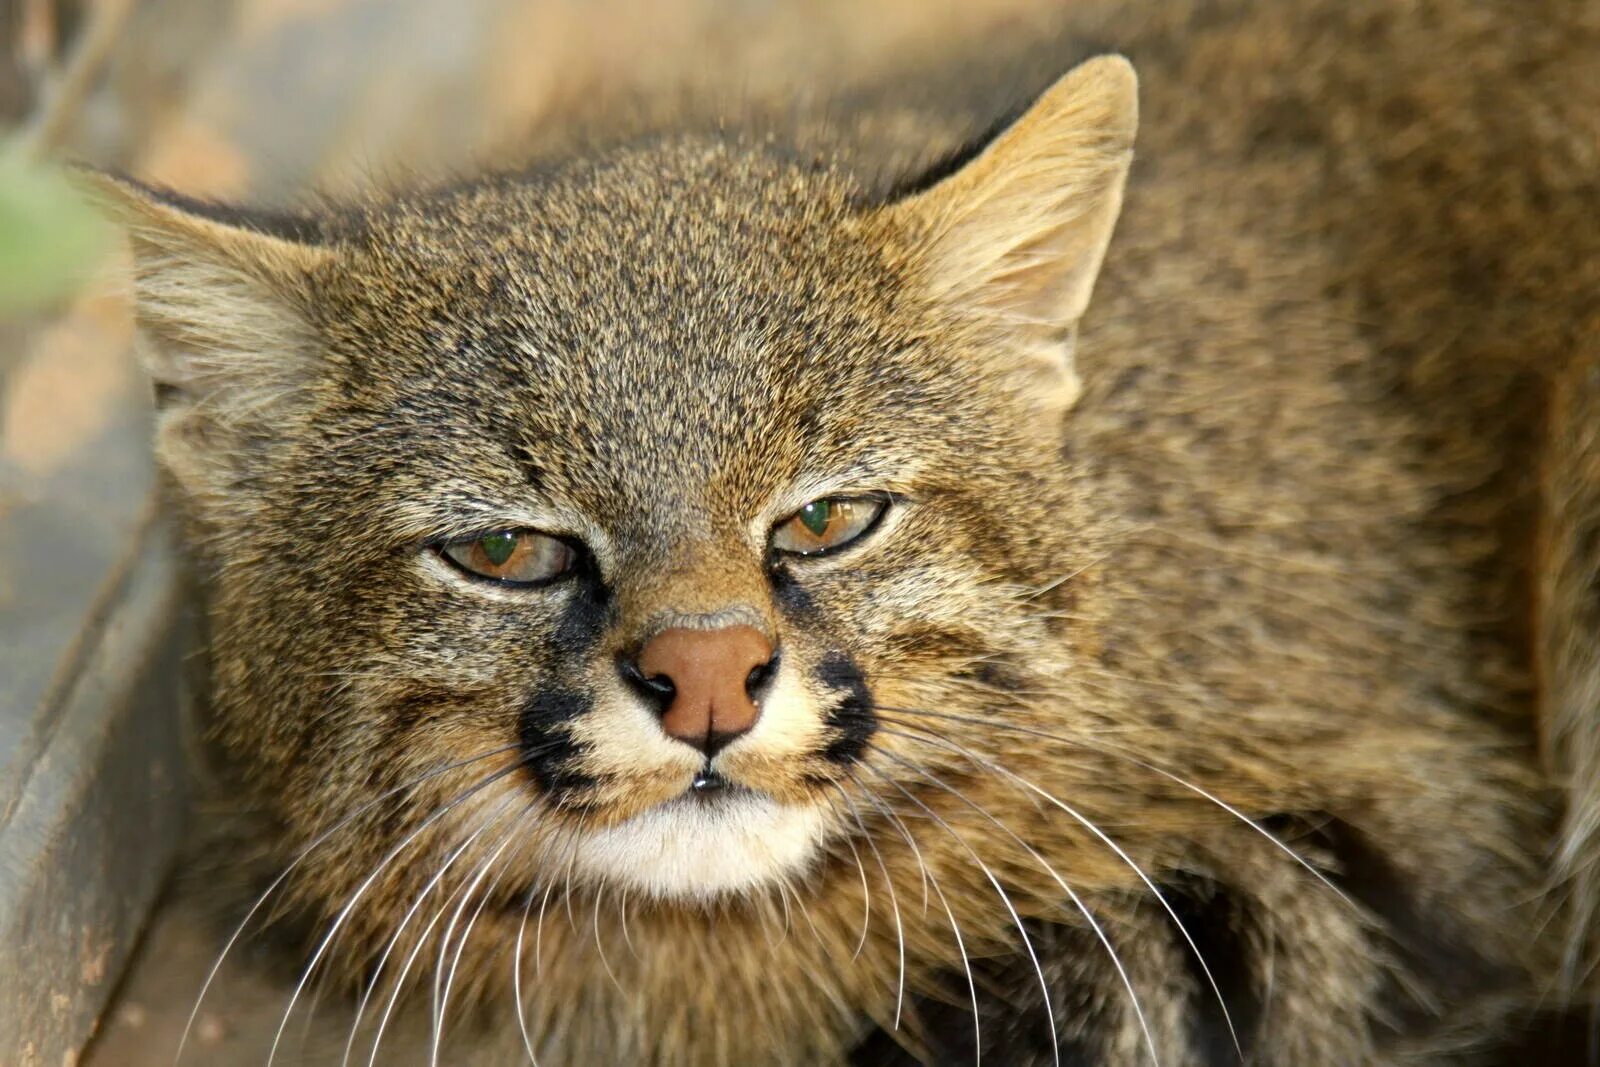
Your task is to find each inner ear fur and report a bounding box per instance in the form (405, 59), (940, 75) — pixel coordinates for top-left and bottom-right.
(82, 170), (335, 419)
(81, 170), (338, 505)
(885, 55), (1138, 410)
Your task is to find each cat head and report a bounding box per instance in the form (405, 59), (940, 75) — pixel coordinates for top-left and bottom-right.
(94, 56), (1136, 907)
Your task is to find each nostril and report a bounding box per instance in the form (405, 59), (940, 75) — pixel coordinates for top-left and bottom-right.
(633, 625), (774, 754)
(745, 650), (780, 701)
(618, 656), (675, 711)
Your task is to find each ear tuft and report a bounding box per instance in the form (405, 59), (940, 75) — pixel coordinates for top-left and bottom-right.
(885, 55), (1138, 411)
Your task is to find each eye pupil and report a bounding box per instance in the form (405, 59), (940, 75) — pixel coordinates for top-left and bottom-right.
(799, 500), (832, 536)
(480, 531), (517, 566)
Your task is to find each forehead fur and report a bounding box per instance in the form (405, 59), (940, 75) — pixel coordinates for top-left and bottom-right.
(301, 137), (998, 531)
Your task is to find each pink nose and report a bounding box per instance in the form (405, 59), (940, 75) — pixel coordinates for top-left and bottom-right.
(631, 626), (775, 755)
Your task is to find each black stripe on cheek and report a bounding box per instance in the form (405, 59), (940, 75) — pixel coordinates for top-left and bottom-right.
(520, 687), (595, 795)
(816, 651), (876, 764)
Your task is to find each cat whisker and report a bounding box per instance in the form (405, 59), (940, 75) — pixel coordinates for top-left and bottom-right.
(561, 822), (583, 936)
(834, 780), (908, 1029)
(431, 802), (540, 1067)
(772, 875), (795, 948)
(176, 742), (521, 1065)
(926, 856), (984, 1065)
(339, 743), (566, 1066)
(776, 871), (825, 947)
(856, 760), (1065, 1067)
(266, 754), (530, 1067)
(878, 719), (1243, 1061)
(870, 748), (1169, 1067)
(877, 704), (1352, 908)
(618, 882), (639, 962)
(765, 887), (791, 951)
(540, 826), (583, 977)
(362, 793), (523, 1067)
(1023, 553), (1110, 600)
(513, 826), (578, 1067)
(821, 792), (874, 960)
(851, 776), (934, 919)
(591, 886), (627, 998)
(344, 813), (506, 1064)
(850, 775), (988, 1060)
(293, 971), (330, 1061)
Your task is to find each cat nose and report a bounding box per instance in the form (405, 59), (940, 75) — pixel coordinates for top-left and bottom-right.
(622, 625), (777, 756)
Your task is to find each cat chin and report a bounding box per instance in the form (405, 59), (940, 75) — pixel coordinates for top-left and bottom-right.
(559, 792), (828, 901)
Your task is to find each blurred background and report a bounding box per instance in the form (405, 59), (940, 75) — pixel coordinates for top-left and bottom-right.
(0, 1), (1071, 1062)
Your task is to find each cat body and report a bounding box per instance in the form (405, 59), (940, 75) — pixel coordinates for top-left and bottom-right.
(94, 2), (1600, 1063)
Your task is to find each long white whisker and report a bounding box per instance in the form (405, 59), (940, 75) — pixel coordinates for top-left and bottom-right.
(870, 752), (1159, 1067)
(514, 823), (578, 1065)
(618, 883), (639, 961)
(879, 704), (1351, 907)
(852, 780), (934, 919)
(821, 792), (873, 960)
(430, 801), (540, 1067)
(511, 875), (551, 1065)
(268, 757), (529, 1067)
(176, 743), (519, 1065)
(364, 794), (522, 1067)
(342, 813), (507, 1064)
(881, 720), (1242, 1060)
(773, 875), (795, 947)
(338, 745), (563, 1066)
(852, 783), (982, 1061)
(776, 872), (825, 946)
(591, 886), (626, 996)
(834, 782), (907, 1030)
(858, 762), (1064, 1067)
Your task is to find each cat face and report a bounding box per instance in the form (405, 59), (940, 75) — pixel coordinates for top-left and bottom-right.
(97, 60), (1134, 914)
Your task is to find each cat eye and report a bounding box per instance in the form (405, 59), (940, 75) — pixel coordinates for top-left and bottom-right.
(771, 495), (889, 557)
(439, 529), (576, 585)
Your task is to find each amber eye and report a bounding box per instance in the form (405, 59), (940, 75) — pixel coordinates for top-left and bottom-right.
(439, 529), (576, 585)
(771, 496), (888, 556)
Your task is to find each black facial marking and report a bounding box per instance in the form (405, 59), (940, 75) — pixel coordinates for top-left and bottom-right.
(769, 563), (817, 619)
(815, 651), (875, 764)
(519, 686), (595, 794)
(550, 567), (609, 657)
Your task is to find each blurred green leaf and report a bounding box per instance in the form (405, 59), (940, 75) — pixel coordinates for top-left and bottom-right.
(0, 145), (113, 315)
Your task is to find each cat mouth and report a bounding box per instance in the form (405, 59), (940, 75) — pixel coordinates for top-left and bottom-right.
(687, 766), (738, 797)
(674, 767), (760, 809)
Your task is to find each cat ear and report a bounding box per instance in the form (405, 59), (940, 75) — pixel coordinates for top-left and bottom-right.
(82, 171), (337, 503)
(83, 171), (336, 418)
(886, 55), (1137, 411)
